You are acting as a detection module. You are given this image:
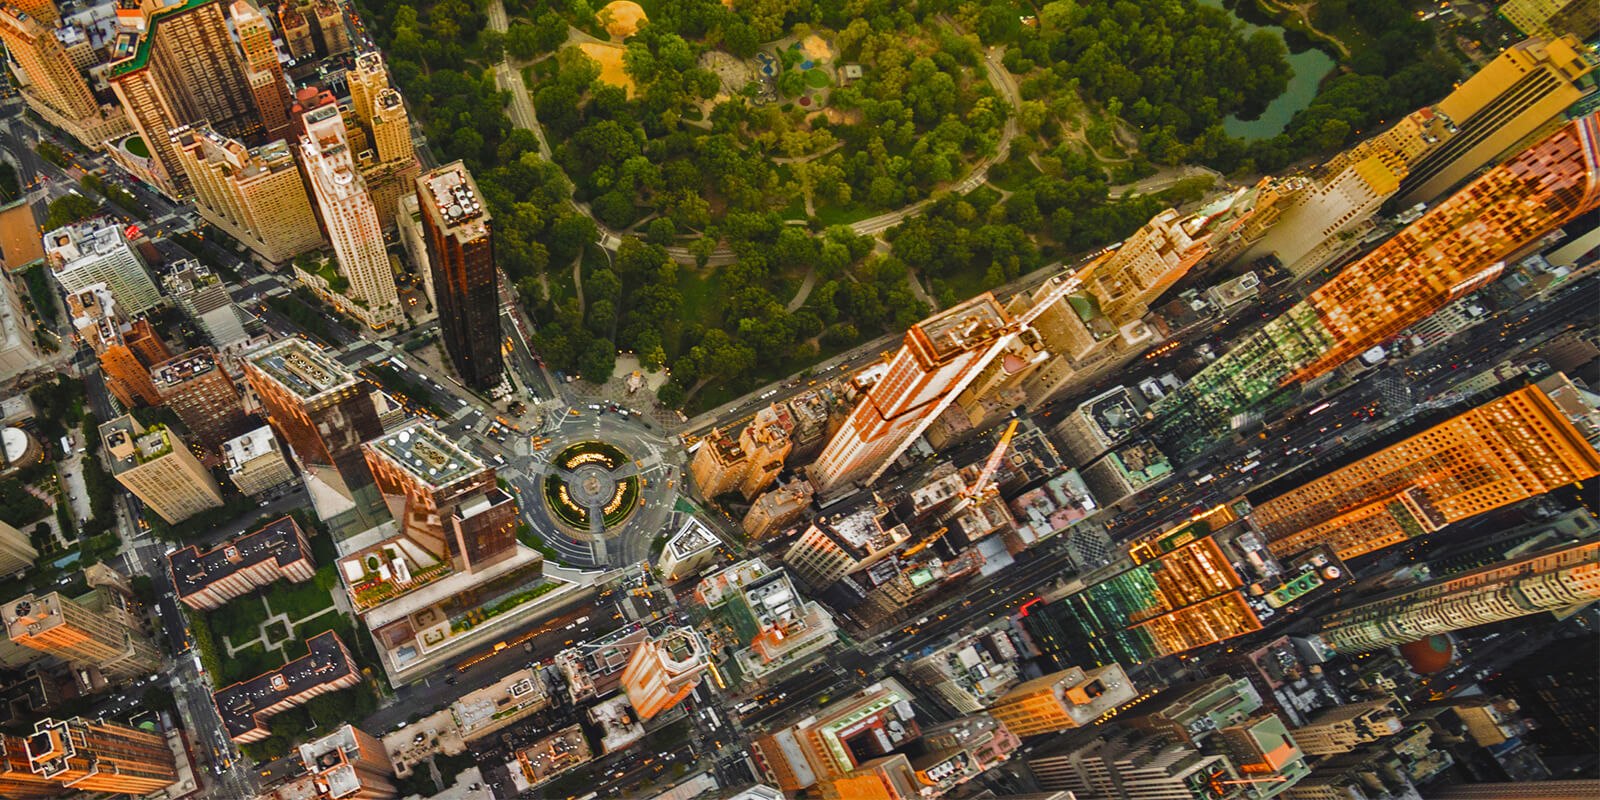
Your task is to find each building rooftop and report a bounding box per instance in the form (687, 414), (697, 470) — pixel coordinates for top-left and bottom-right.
(1105, 440), (1172, 486)
(108, 0), (212, 77)
(912, 294), (1011, 362)
(297, 725), (366, 799)
(245, 339), (360, 403)
(366, 421), (484, 490)
(418, 162), (489, 239)
(150, 347), (222, 390)
(666, 516), (719, 560)
(818, 505), (900, 553)
(98, 415), (177, 473)
(213, 631), (356, 740)
(161, 259), (221, 296)
(43, 221), (128, 271)
(2, 592), (68, 643)
(222, 426), (283, 472)
(1079, 386), (1146, 445)
(169, 516), (308, 602)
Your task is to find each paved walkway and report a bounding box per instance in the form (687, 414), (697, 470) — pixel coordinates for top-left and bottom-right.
(785, 266), (817, 311)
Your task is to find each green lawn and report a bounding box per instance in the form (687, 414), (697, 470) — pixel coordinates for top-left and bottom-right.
(804, 69), (832, 88)
(263, 566), (338, 620)
(212, 598), (270, 645)
(678, 266), (729, 328)
(814, 201), (879, 227)
(547, 259), (579, 305)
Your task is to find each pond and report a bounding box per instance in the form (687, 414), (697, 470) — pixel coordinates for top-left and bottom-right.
(1198, 0), (1338, 140)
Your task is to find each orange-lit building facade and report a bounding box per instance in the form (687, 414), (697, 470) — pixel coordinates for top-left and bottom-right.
(67, 286), (171, 408)
(619, 628), (710, 720)
(0, 733), (62, 799)
(1153, 114), (1600, 461)
(1253, 386), (1600, 561)
(810, 295), (1021, 493)
(23, 717), (177, 795)
(986, 665), (1137, 737)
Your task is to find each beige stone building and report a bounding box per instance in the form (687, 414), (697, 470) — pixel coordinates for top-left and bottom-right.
(99, 415), (223, 524)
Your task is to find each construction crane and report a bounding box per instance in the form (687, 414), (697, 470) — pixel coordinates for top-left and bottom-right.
(902, 419), (1021, 558)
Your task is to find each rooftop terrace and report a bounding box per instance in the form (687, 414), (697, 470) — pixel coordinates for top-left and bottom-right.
(366, 421), (484, 489)
(245, 339), (360, 402)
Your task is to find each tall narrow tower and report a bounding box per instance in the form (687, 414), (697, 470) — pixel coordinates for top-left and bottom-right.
(300, 103), (401, 329)
(809, 294), (1024, 493)
(231, 1), (292, 140)
(416, 162), (502, 390)
(66, 285), (171, 408)
(0, 4), (122, 148)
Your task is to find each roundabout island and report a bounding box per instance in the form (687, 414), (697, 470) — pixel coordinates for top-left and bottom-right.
(542, 441), (641, 532)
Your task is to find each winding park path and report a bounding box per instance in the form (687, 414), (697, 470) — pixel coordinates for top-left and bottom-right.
(485, 1), (1020, 266)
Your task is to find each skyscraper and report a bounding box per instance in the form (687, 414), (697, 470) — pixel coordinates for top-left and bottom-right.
(752, 680), (921, 792)
(0, 5), (128, 147)
(619, 628), (710, 720)
(44, 222), (162, 315)
(100, 414), (225, 524)
(810, 293), (1034, 492)
(692, 404), (794, 499)
(230, 1), (292, 140)
(66, 285), (172, 408)
(1153, 114), (1600, 461)
(171, 124), (324, 264)
(23, 717), (177, 794)
(242, 338), (384, 507)
(1228, 154), (1406, 278)
(1501, 0), (1599, 39)
(300, 103), (402, 330)
(1318, 540), (1600, 653)
(0, 733), (62, 799)
(986, 665), (1137, 737)
(1251, 386), (1600, 561)
(0, 270), (41, 383)
(345, 53), (417, 230)
(1394, 36), (1592, 206)
(3, 587), (159, 678)
(150, 347), (249, 456)
(1027, 728), (1243, 800)
(1291, 699), (1405, 756)
(0, 521), (38, 577)
(416, 162), (503, 389)
(361, 420), (518, 574)
(107, 0), (262, 194)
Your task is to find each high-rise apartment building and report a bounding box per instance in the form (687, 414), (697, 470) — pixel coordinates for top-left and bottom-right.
(361, 420), (518, 574)
(619, 628), (709, 720)
(1318, 540), (1600, 653)
(3, 587), (158, 678)
(100, 414), (224, 523)
(0, 271), (40, 383)
(809, 294), (1029, 492)
(44, 222), (161, 315)
(231, 1), (292, 139)
(1502, 0), (1599, 39)
(1291, 699), (1404, 756)
(9, 0), (54, 25)
(161, 259), (250, 346)
(23, 717), (177, 794)
(416, 162), (503, 389)
(0, 733), (61, 800)
(344, 53), (417, 230)
(1153, 115), (1600, 461)
(0, 5), (129, 147)
(1230, 154), (1406, 278)
(905, 625), (1023, 713)
(242, 338), (384, 506)
(278, 0), (312, 57)
(743, 479), (814, 539)
(783, 507), (909, 589)
(986, 665), (1137, 737)
(150, 347), (249, 455)
(1251, 386), (1600, 561)
(170, 515), (314, 610)
(0, 521), (37, 576)
(67, 285), (172, 408)
(107, 0), (262, 194)
(297, 724), (396, 800)
(693, 559), (840, 680)
(172, 124), (324, 264)
(300, 103), (401, 329)
(312, 0), (348, 56)
(222, 425), (297, 496)
(656, 516), (721, 582)
(690, 404), (792, 500)
(1395, 36), (1592, 207)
